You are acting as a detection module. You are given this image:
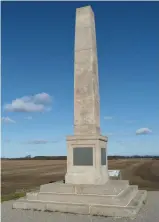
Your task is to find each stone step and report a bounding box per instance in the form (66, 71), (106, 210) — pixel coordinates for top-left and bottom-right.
(128, 190), (147, 210)
(89, 190), (147, 217)
(39, 180), (129, 195)
(75, 180), (129, 195)
(118, 185), (138, 205)
(27, 185), (138, 207)
(13, 190), (147, 218)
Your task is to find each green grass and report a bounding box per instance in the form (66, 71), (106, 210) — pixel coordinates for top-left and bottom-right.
(1, 192), (26, 202)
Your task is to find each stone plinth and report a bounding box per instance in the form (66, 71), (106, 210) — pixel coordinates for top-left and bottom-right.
(65, 135), (109, 184)
(13, 180), (147, 218)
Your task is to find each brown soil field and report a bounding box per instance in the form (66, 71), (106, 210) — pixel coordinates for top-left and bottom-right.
(1, 159), (159, 196)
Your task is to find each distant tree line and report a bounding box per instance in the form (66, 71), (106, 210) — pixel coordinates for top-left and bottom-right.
(1, 155), (159, 160)
(107, 155), (159, 160)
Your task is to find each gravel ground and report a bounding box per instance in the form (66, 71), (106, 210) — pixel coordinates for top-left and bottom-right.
(1, 192), (159, 222)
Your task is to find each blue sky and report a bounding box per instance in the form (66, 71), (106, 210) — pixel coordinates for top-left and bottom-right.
(1, 1), (159, 157)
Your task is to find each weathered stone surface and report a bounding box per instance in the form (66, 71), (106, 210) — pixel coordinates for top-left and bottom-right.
(13, 181), (147, 218)
(74, 6), (100, 136)
(65, 5), (109, 185)
(39, 180), (129, 195)
(65, 135), (109, 184)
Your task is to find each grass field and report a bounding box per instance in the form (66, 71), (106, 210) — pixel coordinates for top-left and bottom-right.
(1, 159), (159, 201)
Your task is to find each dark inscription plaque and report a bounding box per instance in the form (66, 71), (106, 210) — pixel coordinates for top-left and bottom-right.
(73, 147), (93, 166)
(101, 148), (106, 165)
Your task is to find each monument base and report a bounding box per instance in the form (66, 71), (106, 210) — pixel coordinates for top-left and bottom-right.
(13, 180), (147, 218)
(65, 134), (109, 185)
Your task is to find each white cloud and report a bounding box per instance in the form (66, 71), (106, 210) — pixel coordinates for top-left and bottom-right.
(4, 93), (52, 113)
(1, 117), (16, 124)
(4, 100), (45, 112)
(25, 116), (32, 120)
(104, 116), (113, 120)
(33, 93), (52, 104)
(136, 128), (152, 135)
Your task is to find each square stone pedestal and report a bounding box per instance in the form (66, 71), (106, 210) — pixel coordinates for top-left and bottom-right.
(65, 135), (109, 185)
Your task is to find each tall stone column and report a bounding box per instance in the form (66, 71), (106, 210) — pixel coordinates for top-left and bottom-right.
(65, 6), (109, 185)
(74, 6), (100, 136)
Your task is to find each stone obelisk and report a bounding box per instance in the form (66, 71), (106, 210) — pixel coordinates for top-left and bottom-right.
(13, 6), (147, 217)
(65, 6), (109, 184)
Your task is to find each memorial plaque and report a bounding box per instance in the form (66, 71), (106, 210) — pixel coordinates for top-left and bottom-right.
(101, 148), (106, 165)
(73, 147), (93, 166)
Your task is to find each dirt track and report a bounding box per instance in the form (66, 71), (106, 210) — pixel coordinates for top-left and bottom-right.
(1, 159), (159, 196)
